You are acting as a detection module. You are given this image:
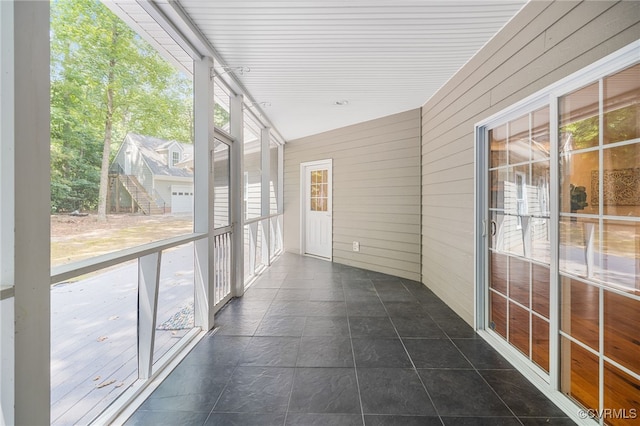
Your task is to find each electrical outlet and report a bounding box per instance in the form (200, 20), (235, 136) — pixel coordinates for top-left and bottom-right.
(352, 241), (360, 252)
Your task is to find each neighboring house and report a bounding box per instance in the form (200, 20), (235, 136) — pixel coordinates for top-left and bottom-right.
(109, 132), (194, 215)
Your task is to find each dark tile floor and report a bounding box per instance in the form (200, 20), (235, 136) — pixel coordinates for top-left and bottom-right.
(125, 253), (574, 426)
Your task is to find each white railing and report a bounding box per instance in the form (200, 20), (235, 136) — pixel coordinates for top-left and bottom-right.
(50, 233), (207, 285)
(49, 233), (208, 425)
(270, 214), (283, 262)
(244, 213), (283, 285)
(213, 228), (233, 310)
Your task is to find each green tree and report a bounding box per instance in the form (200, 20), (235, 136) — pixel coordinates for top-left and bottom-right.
(214, 104), (230, 129)
(50, 0), (193, 215)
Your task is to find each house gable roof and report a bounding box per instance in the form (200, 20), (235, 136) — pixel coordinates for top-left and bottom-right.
(123, 132), (193, 178)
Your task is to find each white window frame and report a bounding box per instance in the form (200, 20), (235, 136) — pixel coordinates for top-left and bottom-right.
(171, 150), (181, 167)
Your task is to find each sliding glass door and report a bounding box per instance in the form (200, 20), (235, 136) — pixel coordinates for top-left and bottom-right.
(478, 52), (639, 425)
(487, 106), (552, 375)
(557, 63), (640, 424)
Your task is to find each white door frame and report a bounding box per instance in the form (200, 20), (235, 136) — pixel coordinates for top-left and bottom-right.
(300, 159), (333, 261)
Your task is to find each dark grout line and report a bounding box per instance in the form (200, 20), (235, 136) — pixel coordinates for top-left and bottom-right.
(380, 284), (445, 426)
(129, 254), (559, 425)
(346, 278), (374, 426)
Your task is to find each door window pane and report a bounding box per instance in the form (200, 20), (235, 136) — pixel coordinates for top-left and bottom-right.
(604, 290), (640, 373)
(604, 361), (640, 426)
(561, 337), (599, 412)
(509, 302), (530, 356)
(560, 277), (599, 351)
(508, 114), (530, 165)
(531, 264), (550, 318)
(559, 217), (599, 278)
(531, 161), (550, 217)
(504, 165), (527, 217)
(490, 290), (507, 338)
(559, 150), (599, 215)
(489, 251), (507, 295)
(599, 219), (640, 289)
(559, 82), (599, 152)
(531, 106), (550, 160)
(532, 315), (549, 372)
(490, 125), (507, 168)
(601, 143), (640, 217)
(530, 218), (550, 264)
(310, 169), (328, 212)
(490, 169), (507, 210)
(604, 64), (640, 145)
(508, 256), (530, 307)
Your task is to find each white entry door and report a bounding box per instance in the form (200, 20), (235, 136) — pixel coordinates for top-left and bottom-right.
(301, 160), (332, 259)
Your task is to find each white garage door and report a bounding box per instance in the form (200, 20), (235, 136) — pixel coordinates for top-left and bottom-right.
(171, 185), (194, 214)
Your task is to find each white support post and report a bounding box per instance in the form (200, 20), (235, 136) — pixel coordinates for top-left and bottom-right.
(0, 2), (15, 422)
(2, 2), (51, 425)
(230, 94), (245, 296)
(193, 56), (215, 330)
(250, 222), (258, 275)
(137, 252), (161, 379)
(276, 144), (284, 255)
(261, 127), (271, 265)
(278, 144), (284, 215)
(0, 0), (14, 294)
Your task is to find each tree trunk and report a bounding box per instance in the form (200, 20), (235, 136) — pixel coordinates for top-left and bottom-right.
(97, 76), (114, 221)
(97, 27), (118, 221)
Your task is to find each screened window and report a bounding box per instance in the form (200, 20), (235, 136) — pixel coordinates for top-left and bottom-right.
(243, 113), (262, 220)
(214, 140), (231, 228)
(269, 139), (279, 214)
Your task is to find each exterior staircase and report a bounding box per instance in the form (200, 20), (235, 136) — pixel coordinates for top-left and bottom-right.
(117, 175), (165, 215)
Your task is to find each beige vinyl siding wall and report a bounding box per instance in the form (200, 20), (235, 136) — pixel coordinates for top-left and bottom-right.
(284, 109), (421, 281)
(421, 0), (640, 325)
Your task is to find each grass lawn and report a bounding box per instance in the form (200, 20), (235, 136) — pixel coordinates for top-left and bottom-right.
(51, 213), (193, 268)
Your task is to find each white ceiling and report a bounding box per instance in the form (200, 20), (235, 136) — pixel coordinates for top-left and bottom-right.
(109, 0), (528, 141)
